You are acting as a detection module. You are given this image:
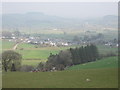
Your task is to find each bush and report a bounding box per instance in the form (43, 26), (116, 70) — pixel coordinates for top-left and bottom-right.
(56, 64), (65, 71)
(37, 62), (45, 71)
(47, 50), (72, 68)
(35, 46), (38, 48)
(20, 48), (24, 50)
(20, 65), (34, 72)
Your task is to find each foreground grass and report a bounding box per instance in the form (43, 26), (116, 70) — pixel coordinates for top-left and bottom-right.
(2, 57), (118, 88)
(2, 68), (118, 88)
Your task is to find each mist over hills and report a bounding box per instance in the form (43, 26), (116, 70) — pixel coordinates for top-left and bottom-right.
(1, 12), (118, 31)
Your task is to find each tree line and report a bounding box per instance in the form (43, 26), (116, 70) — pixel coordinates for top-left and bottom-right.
(70, 44), (99, 65)
(1, 44), (99, 72)
(39, 44), (99, 71)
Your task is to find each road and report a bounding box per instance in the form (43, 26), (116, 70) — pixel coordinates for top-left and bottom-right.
(13, 43), (19, 50)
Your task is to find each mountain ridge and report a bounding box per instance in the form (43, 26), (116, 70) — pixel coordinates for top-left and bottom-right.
(0, 12), (117, 31)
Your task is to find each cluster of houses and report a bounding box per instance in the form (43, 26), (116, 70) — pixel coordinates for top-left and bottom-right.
(0, 32), (119, 48)
(21, 37), (70, 47)
(104, 42), (119, 47)
(1, 33), (71, 47)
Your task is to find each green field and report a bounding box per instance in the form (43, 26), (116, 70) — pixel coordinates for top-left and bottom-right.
(17, 49), (59, 60)
(97, 45), (118, 55)
(3, 56), (118, 88)
(67, 57), (118, 70)
(0, 40), (15, 50)
(17, 43), (35, 49)
(22, 60), (47, 66)
(16, 43), (79, 60)
(3, 68), (118, 88)
(17, 43), (118, 60)
(18, 43), (117, 57)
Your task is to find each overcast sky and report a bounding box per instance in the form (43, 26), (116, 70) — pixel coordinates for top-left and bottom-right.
(2, 2), (118, 18)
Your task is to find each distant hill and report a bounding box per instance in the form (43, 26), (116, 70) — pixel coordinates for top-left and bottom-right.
(0, 12), (117, 31)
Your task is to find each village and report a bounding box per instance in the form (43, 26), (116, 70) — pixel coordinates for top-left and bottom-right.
(0, 30), (119, 49)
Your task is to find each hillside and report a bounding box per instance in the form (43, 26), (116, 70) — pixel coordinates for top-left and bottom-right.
(1, 12), (117, 32)
(3, 56), (118, 88)
(67, 56), (118, 70)
(1, 12), (83, 30)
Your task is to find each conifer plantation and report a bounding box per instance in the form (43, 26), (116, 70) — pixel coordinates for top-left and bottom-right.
(70, 44), (99, 65)
(45, 44), (99, 70)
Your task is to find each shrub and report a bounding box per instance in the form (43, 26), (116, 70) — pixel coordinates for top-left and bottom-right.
(20, 65), (34, 72)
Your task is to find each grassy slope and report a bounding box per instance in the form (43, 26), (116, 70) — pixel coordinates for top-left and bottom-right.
(67, 57), (118, 70)
(3, 57), (118, 88)
(2, 68), (118, 88)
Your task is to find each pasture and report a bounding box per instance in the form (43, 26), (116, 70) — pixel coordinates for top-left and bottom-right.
(16, 43), (79, 60)
(0, 40), (15, 50)
(3, 56), (118, 88)
(67, 57), (118, 70)
(3, 68), (118, 88)
(17, 42), (35, 49)
(97, 45), (118, 55)
(17, 43), (118, 59)
(17, 49), (59, 60)
(22, 60), (47, 66)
